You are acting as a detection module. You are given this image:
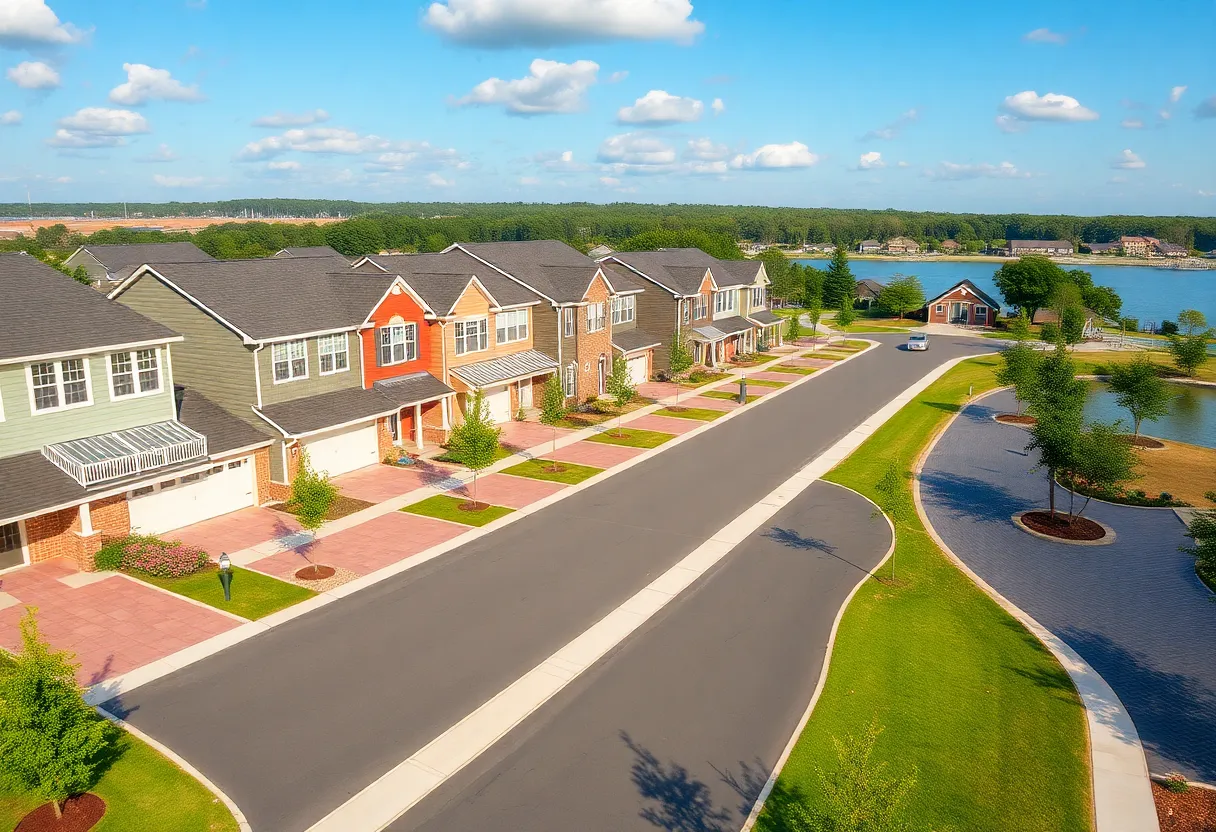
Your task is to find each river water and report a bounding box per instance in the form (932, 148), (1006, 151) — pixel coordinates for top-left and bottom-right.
(1085, 381), (1216, 448)
(794, 259), (1216, 327)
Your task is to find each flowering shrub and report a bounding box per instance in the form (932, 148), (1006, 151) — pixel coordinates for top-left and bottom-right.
(94, 535), (209, 578)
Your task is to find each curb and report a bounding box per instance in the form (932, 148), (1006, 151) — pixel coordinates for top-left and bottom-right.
(914, 387), (1160, 832)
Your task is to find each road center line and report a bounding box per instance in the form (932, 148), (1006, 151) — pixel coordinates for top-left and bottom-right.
(305, 353), (973, 832)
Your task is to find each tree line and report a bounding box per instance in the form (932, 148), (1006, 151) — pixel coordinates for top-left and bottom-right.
(3, 201), (1214, 251)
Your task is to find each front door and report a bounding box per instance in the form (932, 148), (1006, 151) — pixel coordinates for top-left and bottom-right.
(519, 377), (533, 408)
(949, 302), (964, 323)
(598, 356), (606, 394)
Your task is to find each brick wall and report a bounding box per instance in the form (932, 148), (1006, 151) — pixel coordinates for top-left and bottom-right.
(252, 447), (282, 504)
(376, 415), (396, 461)
(577, 276), (613, 401)
(25, 494), (130, 569)
(421, 400), (448, 445)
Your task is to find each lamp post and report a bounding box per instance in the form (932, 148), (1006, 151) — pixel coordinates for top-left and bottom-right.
(738, 374), (748, 404)
(218, 553), (233, 602)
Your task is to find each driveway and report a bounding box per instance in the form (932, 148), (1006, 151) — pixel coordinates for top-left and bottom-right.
(106, 334), (994, 832)
(919, 389), (1216, 782)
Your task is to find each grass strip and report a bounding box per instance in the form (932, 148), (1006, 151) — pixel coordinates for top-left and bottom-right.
(0, 732), (239, 832)
(402, 494), (514, 527)
(702, 390), (759, 403)
(136, 566), (314, 620)
(743, 378), (789, 388)
(586, 427), (675, 449)
(759, 354), (1092, 832)
(767, 365), (817, 375)
(435, 446), (515, 464)
(501, 458), (604, 485)
(653, 406), (723, 421)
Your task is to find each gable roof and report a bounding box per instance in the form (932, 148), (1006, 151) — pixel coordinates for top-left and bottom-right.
(274, 246), (345, 260)
(454, 240), (609, 304)
(601, 249), (755, 295)
(73, 242), (214, 271)
(362, 251), (543, 314)
(855, 278), (885, 298)
(924, 279), (1001, 311)
(1, 252), (179, 363)
(598, 263), (647, 294)
(113, 257), (397, 342)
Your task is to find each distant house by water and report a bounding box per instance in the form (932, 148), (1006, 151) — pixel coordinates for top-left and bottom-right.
(1009, 239), (1074, 256)
(938, 239), (962, 252)
(858, 240), (881, 254)
(1085, 241), (1120, 254)
(1119, 236), (1152, 257)
(922, 280), (1001, 327)
(1154, 241), (1187, 258)
(881, 236), (921, 254)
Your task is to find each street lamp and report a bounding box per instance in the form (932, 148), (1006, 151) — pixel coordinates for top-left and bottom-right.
(218, 553), (233, 602)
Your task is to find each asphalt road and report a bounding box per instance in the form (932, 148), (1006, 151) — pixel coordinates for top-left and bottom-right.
(109, 333), (994, 832)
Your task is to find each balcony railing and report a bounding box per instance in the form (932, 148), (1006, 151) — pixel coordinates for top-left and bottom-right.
(42, 421), (207, 488)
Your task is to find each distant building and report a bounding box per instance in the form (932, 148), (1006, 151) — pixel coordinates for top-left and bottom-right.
(938, 239), (962, 252)
(858, 240), (880, 254)
(882, 236), (921, 254)
(1033, 307), (1104, 338)
(273, 246), (345, 260)
(922, 280), (1001, 327)
(1153, 241), (1187, 258)
(64, 242), (215, 290)
(1008, 239), (1074, 256)
(1119, 236), (1152, 257)
(855, 279), (884, 308)
(1085, 241), (1120, 254)
(587, 244), (614, 258)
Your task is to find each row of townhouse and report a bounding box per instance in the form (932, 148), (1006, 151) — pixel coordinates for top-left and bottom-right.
(1, 241), (783, 575)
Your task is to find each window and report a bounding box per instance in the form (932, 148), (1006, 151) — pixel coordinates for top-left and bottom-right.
(182, 473), (201, 484)
(587, 302), (606, 332)
(935, 304), (944, 314)
(227, 460), (243, 470)
(109, 349), (161, 398)
(564, 363), (576, 397)
(318, 334), (349, 375)
(714, 290), (737, 315)
(454, 318), (489, 355)
(564, 307), (575, 337)
(272, 340), (308, 382)
(378, 323), (417, 366)
(28, 358), (91, 412)
(751, 287), (766, 309)
(209, 466), (224, 475)
(611, 295), (635, 325)
(975, 306), (988, 320)
(693, 294), (709, 320)
(1, 521), (21, 555)
(110, 353), (135, 397)
(495, 309), (528, 345)
(681, 300), (690, 325)
(159, 479), (177, 489)
(136, 349), (159, 392)
(388, 412), (400, 442)
(131, 485), (154, 497)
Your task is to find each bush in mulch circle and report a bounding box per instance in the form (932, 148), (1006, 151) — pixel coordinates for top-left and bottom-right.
(94, 535), (208, 578)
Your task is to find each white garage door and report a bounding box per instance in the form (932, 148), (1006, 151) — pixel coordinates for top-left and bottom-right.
(482, 385), (512, 423)
(129, 458), (255, 535)
(303, 423), (379, 477)
(626, 354), (649, 385)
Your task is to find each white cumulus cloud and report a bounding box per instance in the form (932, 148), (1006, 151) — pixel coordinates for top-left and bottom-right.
(684, 137), (728, 161)
(0, 110), (21, 126)
(426, 172), (454, 187)
(423, 0), (703, 47)
(1112, 149), (1145, 169)
(47, 107), (149, 148)
(533, 149), (585, 171)
(925, 161), (1031, 181)
(598, 132), (676, 166)
(6, 60), (60, 89)
(599, 176), (620, 186)
(994, 114), (1028, 133)
(1023, 27), (1066, 44)
(253, 109), (329, 127)
(0, 0), (85, 47)
(109, 63), (203, 105)
(730, 141), (818, 170)
(1169, 85), (1187, 104)
(711, 97), (724, 116)
(1000, 90), (1099, 123)
(456, 59), (598, 115)
(617, 90), (703, 124)
(153, 174), (204, 187)
(858, 151), (885, 170)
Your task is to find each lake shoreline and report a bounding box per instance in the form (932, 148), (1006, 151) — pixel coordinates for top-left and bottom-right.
(788, 252), (1216, 269)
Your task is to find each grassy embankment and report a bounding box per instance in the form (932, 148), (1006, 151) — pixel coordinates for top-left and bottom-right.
(758, 355), (1092, 832)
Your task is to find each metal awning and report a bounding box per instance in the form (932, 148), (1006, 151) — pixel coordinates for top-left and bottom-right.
(450, 349), (558, 388)
(42, 421), (207, 487)
(689, 325), (728, 342)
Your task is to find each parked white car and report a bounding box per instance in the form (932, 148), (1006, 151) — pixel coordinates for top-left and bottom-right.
(907, 333), (929, 351)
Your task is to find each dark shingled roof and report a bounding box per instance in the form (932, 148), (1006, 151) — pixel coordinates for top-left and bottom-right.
(176, 388), (273, 455)
(598, 263), (647, 293)
(365, 251), (542, 313)
(712, 259), (763, 288)
(601, 249), (757, 295)
(374, 372), (454, 405)
(1, 252), (179, 362)
(855, 278), (885, 299)
(121, 258), (397, 341)
(79, 242), (214, 270)
(275, 246), (345, 260)
(255, 387), (399, 436)
(747, 309), (783, 326)
(713, 315), (756, 335)
(458, 241), (607, 304)
(612, 328), (662, 354)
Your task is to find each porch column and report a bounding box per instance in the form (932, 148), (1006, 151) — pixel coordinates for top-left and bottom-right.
(78, 502), (94, 536)
(441, 396), (451, 430)
(414, 403), (424, 450)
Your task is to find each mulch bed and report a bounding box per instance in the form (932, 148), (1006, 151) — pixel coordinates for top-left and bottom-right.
(996, 413), (1037, 425)
(1021, 511), (1107, 541)
(1154, 781), (1216, 831)
(16, 794), (105, 832)
(457, 501), (491, 512)
(1124, 435), (1167, 449)
(271, 494), (375, 522)
(294, 564), (336, 581)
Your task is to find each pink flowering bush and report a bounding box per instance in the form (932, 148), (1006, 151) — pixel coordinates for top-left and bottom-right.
(107, 535), (209, 578)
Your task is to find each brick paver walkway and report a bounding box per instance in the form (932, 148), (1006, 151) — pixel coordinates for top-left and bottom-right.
(921, 389), (1216, 782)
(542, 441), (645, 468)
(335, 465), (441, 503)
(172, 507), (300, 556)
(0, 560), (238, 685)
(499, 421), (577, 451)
(449, 474), (566, 509)
(626, 414), (702, 435)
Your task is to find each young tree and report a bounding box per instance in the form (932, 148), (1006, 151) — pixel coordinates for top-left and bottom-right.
(1177, 309), (1208, 336)
(1007, 309), (1032, 341)
(875, 275), (925, 320)
(1026, 343), (1087, 518)
(448, 389), (501, 506)
(537, 375), (568, 470)
(1182, 509), (1216, 585)
(291, 449), (337, 534)
(786, 312), (802, 343)
(822, 246), (855, 308)
(0, 609), (117, 819)
(993, 255), (1062, 319)
(836, 296), (857, 328)
(996, 341), (1042, 415)
(1060, 305), (1087, 347)
(873, 459), (912, 581)
(1168, 333), (1210, 377)
(667, 331), (694, 409)
(805, 297), (823, 338)
(604, 353), (637, 436)
(1039, 321), (1061, 345)
(1062, 421), (1139, 519)
(1108, 355), (1171, 438)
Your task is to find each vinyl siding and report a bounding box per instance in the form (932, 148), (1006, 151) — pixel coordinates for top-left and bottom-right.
(257, 332), (363, 407)
(635, 285), (680, 371)
(63, 250), (108, 285)
(115, 275), (258, 420)
(0, 350), (175, 457)
(445, 283), (536, 370)
(532, 302), (562, 366)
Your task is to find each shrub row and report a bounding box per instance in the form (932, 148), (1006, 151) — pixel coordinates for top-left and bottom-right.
(94, 535), (209, 577)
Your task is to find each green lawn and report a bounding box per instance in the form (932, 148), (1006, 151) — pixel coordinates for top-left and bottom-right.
(835, 323), (915, 333)
(653, 406), (723, 421)
(759, 354), (1092, 832)
(767, 365), (817, 375)
(401, 494), (514, 527)
(501, 458), (604, 485)
(1076, 349), (1216, 384)
(743, 378), (788, 388)
(136, 566), (314, 620)
(586, 427), (675, 448)
(701, 390), (759, 404)
(681, 371), (733, 388)
(434, 446), (515, 464)
(0, 732), (238, 832)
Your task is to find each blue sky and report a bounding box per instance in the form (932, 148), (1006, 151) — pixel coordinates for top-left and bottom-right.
(1, 0), (1213, 214)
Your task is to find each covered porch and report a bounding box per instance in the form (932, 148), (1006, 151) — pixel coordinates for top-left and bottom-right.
(449, 349), (559, 424)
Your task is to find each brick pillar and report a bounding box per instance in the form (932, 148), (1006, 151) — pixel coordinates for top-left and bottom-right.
(73, 530), (104, 572)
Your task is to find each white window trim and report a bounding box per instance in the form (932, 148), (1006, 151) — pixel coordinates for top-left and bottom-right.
(587, 302), (606, 333)
(751, 287), (766, 309)
(563, 363), (576, 397)
(681, 300), (691, 325)
(611, 295), (635, 325)
(107, 348), (163, 401)
(974, 306), (988, 319)
(0, 518), (30, 573)
(935, 304), (945, 314)
(714, 290), (737, 315)
(0, 385), (4, 422)
(454, 317), (489, 356)
(271, 339), (309, 384)
(563, 307), (575, 338)
(26, 358), (94, 415)
(379, 323), (418, 366)
(495, 309), (528, 346)
(317, 333), (351, 376)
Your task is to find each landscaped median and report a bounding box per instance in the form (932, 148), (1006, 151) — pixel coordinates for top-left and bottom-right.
(585, 426), (675, 449)
(652, 406), (723, 421)
(402, 494), (515, 527)
(757, 355), (1093, 832)
(500, 458), (604, 485)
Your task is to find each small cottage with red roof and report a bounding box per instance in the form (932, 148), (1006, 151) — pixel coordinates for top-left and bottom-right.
(922, 280), (1001, 327)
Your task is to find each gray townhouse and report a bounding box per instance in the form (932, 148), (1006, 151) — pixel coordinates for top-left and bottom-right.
(64, 241), (215, 291)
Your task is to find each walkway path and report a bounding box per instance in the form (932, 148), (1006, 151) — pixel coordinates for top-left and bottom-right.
(106, 334), (994, 832)
(919, 389), (1216, 783)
